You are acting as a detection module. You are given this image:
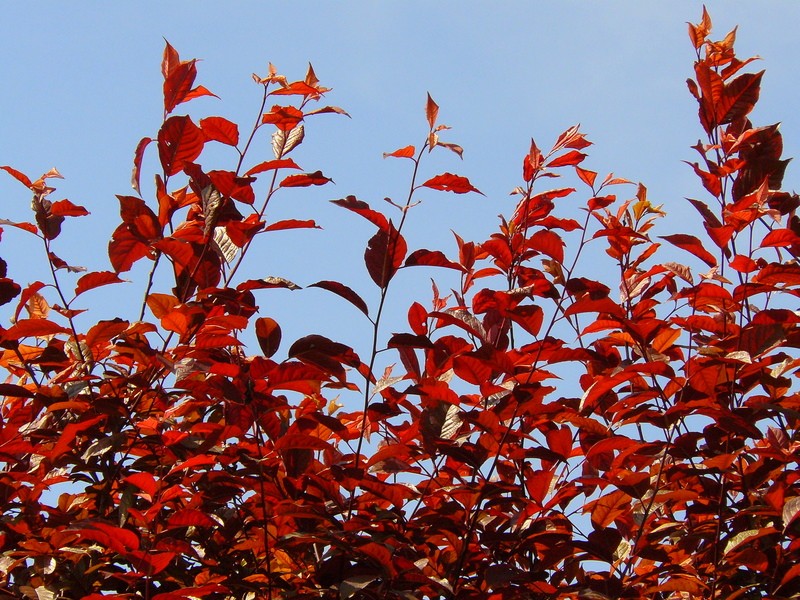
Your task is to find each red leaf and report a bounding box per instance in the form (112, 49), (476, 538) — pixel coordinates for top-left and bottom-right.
(528, 230), (565, 263)
(426, 93), (439, 130)
(309, 280), (370, 317)
(181, 85), (217, 104)
(280, 171), (332, 188)
(6, 318), (71, 338)
(404, 249), (465, 271)
(50, 200), (89, 217)
(716, 71), (763, 125)
(75, 271), (125, 297)
(13, 281), (46, 321)
(576, 167), (597, 188)
(264, 219), (320, 232)
(163, 58), (198, 114)
(200, 116), (239, 146)
(255, 317), (281, 358)
(383, 145), (416, 159)
(453, 355), (493, 385)
(545, 150), (587, 168)
(761, 228), (800, 248)
(108, 224), (150, 273)
(244, 158), (302, 176)
(365, 223), (407, 288)
(331, 196), (389, 231)
(753, 263), (800, 286)
(1, 165), (32, 188)
(131, 137), (152, 196)
(262, 105), (304, 131)
(274, 433), (334, 452)
(660, 233), (718, 267)
(167, 509), (216, 529)
(124, 472), (158, 499)
(161, 40), (181, 79)
(74, 522), (140, 554)
(269, 80), (323, 98)
(157, 115), (204, 176)
(422, 173), (483, 195)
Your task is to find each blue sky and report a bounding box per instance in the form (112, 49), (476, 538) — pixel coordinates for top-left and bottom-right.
(1, 3), (799, 371)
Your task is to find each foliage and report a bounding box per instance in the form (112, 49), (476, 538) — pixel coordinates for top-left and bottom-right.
(1, 10), (799, 599)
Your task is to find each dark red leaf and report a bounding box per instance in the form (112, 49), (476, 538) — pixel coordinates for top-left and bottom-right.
(404, 249), (465, 271)
(309, 280), (370, 317)
(331, 196), (389, 231)
(255, 317), (281, 358)
(365, 223), (407, 288)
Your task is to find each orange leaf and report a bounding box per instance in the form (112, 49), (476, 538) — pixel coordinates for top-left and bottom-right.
(383, 145), (416, 159)
(425, 93), (439, 130)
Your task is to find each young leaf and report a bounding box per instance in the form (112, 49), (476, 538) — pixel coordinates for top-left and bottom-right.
(272, 124), (305, 158)
(383, 145), (416, 159)
(425, 93), (439, 130)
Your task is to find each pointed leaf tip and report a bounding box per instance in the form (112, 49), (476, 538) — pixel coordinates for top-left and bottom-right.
(426, 93), (439, 131)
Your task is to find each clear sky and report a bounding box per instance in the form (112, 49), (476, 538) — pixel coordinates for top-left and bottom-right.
(1, 3), (799, 376)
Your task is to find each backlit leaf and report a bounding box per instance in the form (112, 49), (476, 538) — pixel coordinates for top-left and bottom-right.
(157, 115), (204, 176)
(422, 173), (483, 195)
(131, 137), (151, 196)
(74, 271), (125, 297)
(660, 233), (717, 267)
(200, 116), (240, 146)
(425, 93), (439, 130)
(280, 171), (332, 188)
